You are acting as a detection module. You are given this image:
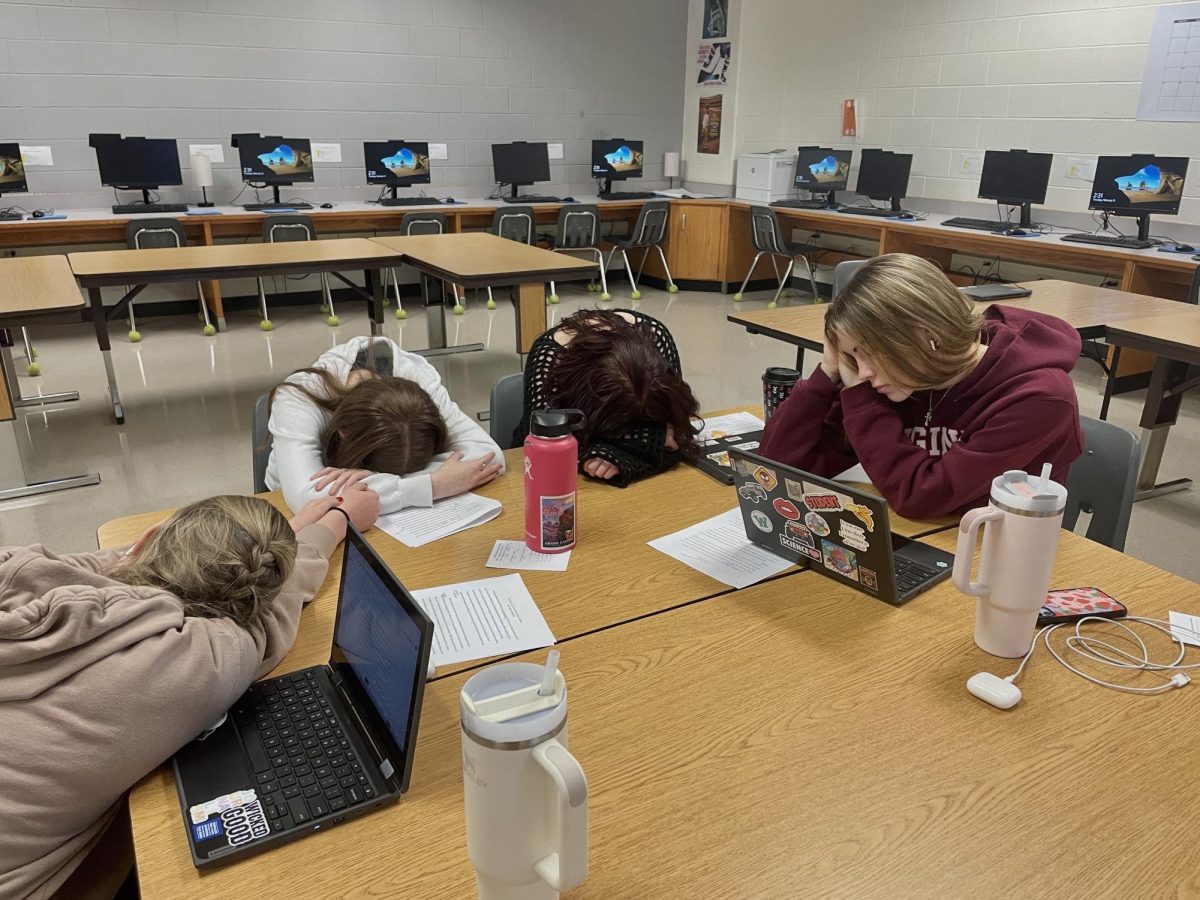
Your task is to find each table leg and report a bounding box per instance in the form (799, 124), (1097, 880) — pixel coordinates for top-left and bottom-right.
(794, 346), (805, 371)
(1134, 356), (1192, 501)
(425, 274), (447, 349)
(516, 281), (547, 354)
(87, 286), (125, 425)
(0, 341), (79, 407)
(366, 268), (383, 337)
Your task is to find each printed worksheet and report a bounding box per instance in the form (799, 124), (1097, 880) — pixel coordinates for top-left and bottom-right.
(411, 574), (555, 666)
(376, 492), (501, 548)
(486, 540), (571, 572)
(649, 508), (793, 589)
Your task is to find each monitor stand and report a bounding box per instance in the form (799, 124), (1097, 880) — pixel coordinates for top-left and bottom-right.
(1129, 212), (1152, 242)
(1016, 201), (1034, 228)
(599, 177), (614, 196)
(0, 191), (20, 220)
(817, 190), (839, 209)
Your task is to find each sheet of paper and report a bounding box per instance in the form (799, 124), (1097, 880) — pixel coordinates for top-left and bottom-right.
(188, 143), (224, 163)
(648, 508), (793, 589)
(1168, 611), (1200, 647)
(486, 540), (571, 572)
(312, 142), (342, 163)
(834, 464), (871, 484)
(697, 412), (764, 445)
(376, 492), (501, 548)
(412, 574), (555, 666)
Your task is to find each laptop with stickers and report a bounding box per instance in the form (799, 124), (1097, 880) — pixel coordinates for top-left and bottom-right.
(172, 526), (434, 867)
(729, 448), (953, 604)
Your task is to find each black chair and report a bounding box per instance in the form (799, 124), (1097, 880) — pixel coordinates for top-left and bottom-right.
(488, 373), (525, 450)
(832, 259), (866, 299)
(124, 218), (214, 339)
(257, 215), (336, 330)
(393, 211), (455, 320)
(251, 393), (272, 493)
(732, 206), (820, 309)
(605, 200), (676, 299)
(547, 204), (607, 303)
(482, 206), (536, 313)
(1063, 416), (1141, 551)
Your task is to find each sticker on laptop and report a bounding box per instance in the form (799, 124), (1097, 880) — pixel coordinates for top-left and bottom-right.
(860, 567), (878, 591)
(772, 498), (801, 521)
(845, 502), (876, 532)
(734, 458), (753, 477)
(802, 545), (822, 561)
(804, 512), (830, 536)
(189, 789), (270, 849)
(707, 450), (732, 468)
(782, 520), (814, 548)
(784, 478), (806, 503)
(733, 441), (760, 451)
(838, 520), (870, 552)
(752, 466), (778, 492)
(750, 510), (773, 533)
(801, 481), (856, 514)
(738, 482), (768, 503)
(821, 540), (859, 582)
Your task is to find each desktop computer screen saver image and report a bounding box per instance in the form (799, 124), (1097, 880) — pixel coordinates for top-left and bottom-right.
(1091, 156), (1188, 212)
(604, 144), (642, 172)
(0, 152), (24, 186)
(240, 138), (314, 181)
(366, 144), (430, 183)
(256, 142), (312, 178)
(796, 149), (851, 188)
(592, 140), (644, 176)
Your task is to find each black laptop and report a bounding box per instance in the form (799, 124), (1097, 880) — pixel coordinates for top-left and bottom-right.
(730, 448), (953, 604)
(172, 526), (434, 867)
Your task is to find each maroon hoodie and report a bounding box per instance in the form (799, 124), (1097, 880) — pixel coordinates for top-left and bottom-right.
(760, 306), (1084, 520)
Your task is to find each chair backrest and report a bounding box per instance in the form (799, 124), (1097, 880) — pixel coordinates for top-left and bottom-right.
(251, 392), (272, 494)
(833, 259), (866, 299)
(1062, 416), (1140, 551)
(262, 215), (316, 243)
(555, 205), (600, 249)
(399, 211), (449, 236)
(490, 206), (535, 244)
(629, 200), (671, 246)
(489, 372), (525, 450)
(748, 206), (787, 255)
(1187, 265), (1200, 305)
(125, 218), (187, 250)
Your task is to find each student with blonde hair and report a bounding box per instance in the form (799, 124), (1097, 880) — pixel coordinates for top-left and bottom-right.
(761, 253), (1083, 518)
(267, 336), (504, 513)
(0, 488), (378, 899)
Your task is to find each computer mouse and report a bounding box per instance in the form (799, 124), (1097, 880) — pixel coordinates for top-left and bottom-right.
(1172, 242), (1195, 252)
(1002, 227), (1028, 236)
(443, 197), (456, 204)
(31, 210), (45, 218)
(320, 202), (334, 209)
(897, 212), (915, 219)
(561, 197), (576, 203)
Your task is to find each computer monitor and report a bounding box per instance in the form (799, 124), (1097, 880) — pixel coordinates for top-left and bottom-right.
(0, 143), (28, 200)
(233, 134), (314, 206)
(855, 149), (912, 211)
(92, 136), (182, 204)
(977, 149), (1053, 227)
(364, 140), (431, 195)
(795, 147), (852, 207)
(491, 142), (551, 200)
(1088, 154), (1188, 240)
(591, 138), (644, 194)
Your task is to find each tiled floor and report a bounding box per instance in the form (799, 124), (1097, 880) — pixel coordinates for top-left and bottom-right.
(4, 282), (1200, 585)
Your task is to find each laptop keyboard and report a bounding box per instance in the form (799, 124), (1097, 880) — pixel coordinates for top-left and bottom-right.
(232, 669), (374, 834)
(893, 557), (940, 595)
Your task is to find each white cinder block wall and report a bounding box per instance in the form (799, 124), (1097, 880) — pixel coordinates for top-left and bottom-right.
(690, 0), (1200, 228)
(1, 0), (687, 210)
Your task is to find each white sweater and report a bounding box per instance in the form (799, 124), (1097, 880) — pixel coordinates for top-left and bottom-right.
(265, 337), (504, 514)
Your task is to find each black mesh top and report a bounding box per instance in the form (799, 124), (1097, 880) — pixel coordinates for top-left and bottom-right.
(514, 309), (685, 487)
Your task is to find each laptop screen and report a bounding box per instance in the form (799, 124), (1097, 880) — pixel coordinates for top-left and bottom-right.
(330, 528), (433, 788)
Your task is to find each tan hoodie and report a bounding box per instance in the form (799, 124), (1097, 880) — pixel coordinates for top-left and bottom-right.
(0, 523), (337, 900)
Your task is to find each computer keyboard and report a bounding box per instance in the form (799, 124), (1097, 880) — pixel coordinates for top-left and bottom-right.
(836, 207), (903, 218)
(0, 211), (22, 222)
(770, 199), (838, 210)
(233, 669), (374, 833)
(941, 216), (1011, 232)
(600, 191), (658, 200)
(503, 195), (561, 204)
(1060, 233), (1155, 250)
(379, 197), (440, 207)
(244, 202), (314, 211)
(893, 557), (940, 595)
(112, 203), (188, 214)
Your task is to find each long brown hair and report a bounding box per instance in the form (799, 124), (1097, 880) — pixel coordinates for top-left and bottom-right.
(109, 496), (296, 627)
(269, 348), (449, 474)
(826, 253), (985, 389)
(547, 310), (700, 454)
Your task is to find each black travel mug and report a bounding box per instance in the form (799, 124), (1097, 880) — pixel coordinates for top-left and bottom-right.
(762, 367), (801, 421)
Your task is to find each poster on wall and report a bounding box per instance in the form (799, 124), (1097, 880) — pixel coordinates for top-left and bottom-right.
(697, 95), (723, 155)
(702, 0), (729, 39)
(697, 41), (732, 85)
(1137, 2), (1200, 121)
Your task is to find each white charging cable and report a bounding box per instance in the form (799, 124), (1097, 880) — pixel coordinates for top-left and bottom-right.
(1008, 616), (1198, 695)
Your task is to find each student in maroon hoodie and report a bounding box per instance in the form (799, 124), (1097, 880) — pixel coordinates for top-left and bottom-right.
(760, 254), (1084, 519)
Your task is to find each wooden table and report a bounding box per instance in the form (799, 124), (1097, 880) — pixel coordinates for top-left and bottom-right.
(67, 238), (403, 423)
(369, 232), (597, 354)
(1106, 309), (1200, 500)
(120, 525), (1200, 898)
(98, 440), (957, 681)
(0, 256), (100, 500)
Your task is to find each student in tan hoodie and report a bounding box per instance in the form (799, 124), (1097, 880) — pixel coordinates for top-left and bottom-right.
(0, 487), (379, 900)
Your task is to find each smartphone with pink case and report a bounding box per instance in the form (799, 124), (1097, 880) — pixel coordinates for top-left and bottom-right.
(1037, 587), (1127, 626)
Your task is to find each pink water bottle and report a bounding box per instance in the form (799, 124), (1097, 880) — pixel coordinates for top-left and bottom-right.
(525, 409), (587, 554)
